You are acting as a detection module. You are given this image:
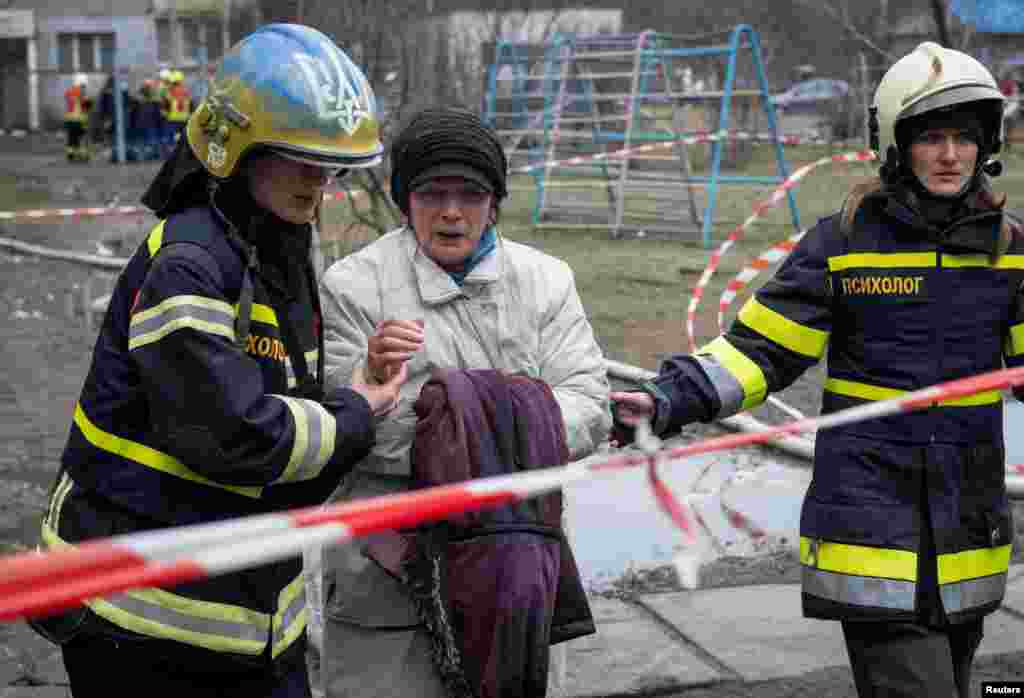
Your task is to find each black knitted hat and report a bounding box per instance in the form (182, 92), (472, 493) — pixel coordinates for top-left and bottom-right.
(390, 107), (508, 215)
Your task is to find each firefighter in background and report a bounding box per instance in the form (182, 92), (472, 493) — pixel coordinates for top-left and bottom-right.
(131, 79), (163, 161)
(164, 69), (192, 156)
(63, 74), (92, 162)
(611, 42), (1019, 698)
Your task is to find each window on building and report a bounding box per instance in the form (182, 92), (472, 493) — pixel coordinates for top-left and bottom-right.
(155, 16), (226, 65)
(78, 37), (96, 72)
(57, 34), (74, 73)
(181, 17), (201, 61)
(99, 34), (115, 71)
(156, 18), (174, 63)
(57, 33), (116, 73)
(205, 18), (224, 62)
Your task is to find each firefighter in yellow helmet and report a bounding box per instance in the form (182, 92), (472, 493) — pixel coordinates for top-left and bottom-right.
(163, 70), (192, 156)
(610, 42), (1019, 698)
(31, 24), (398, 697)
(63, 73), (92, 161)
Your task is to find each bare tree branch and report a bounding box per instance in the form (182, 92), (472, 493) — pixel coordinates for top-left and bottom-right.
(793, 0), (896, 61)
(929, 0), (952, 46)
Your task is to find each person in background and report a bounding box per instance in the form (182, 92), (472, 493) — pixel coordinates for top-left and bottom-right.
(131, 80), (164, 162)
(63, 74), (91, 162)
(30, 24), (398, 698)
(164, 70), (192, 155)
(610, 42), (1020, 698)
(97, 74), (137, 162)
(316, 106), (611, 697)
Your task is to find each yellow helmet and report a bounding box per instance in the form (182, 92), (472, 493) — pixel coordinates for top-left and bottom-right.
(169, 70), (185, 84)
(871, 42), (1005, 169)
(187, 24), (383, 179)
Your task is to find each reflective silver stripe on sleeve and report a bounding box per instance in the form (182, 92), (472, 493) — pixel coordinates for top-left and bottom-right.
(802, 566), (916, 611)
(940, 573), (1006, 614)
(89, 590), (269, 654)
(272, 574), (307, 658)
(269, 395), (336, 484)
(285, 349), (320, 390)
(129, 295), (236, 351)
(694, 354), (745, 417)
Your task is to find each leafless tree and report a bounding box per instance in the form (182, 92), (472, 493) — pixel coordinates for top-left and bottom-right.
(929, 0), (952, 46)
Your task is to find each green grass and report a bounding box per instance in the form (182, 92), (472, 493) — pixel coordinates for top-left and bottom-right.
(0, 173), (52, 213)
(320, 145), (1024, 372)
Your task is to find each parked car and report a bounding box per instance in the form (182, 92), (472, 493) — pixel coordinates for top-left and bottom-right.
(771, 78), (851, 114)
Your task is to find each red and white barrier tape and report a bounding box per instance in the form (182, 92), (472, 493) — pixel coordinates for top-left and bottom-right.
(3, 363), (1024, 623)
(508, 129), (851, 176)
(685, 150), (877, 352)
(0, 189), (365, 222)
(717, 230), (806, 337)
(1, 130), (834, 221)
(716, 230), (810, 420)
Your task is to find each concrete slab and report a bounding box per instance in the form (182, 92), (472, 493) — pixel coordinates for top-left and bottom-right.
(999, 564), (1024, 616)
(562, 596), (723, 697)
(642, 585), (849, 681)
(979, 608), (1024, 657)
(0, 689), (69, 697)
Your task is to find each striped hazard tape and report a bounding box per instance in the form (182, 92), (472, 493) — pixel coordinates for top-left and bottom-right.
(509, 128), (850, 177)
(0, 189), (367, 222)
(3, 130), (836, 221)
(685, 149), (878, 353)
(2, 363), (1023, 622)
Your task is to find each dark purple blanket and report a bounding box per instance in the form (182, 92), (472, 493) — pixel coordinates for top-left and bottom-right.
(390, 368), (594, 698)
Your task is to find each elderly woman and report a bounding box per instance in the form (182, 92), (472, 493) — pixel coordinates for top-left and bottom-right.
(316, 106), (611, 697)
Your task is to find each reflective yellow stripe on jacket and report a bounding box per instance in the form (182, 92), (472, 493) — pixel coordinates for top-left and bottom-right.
(73, 402), (262, 497)
(134, 220), (338, 485)
(41, 473), (307, 655)
(938, 546), (1012, 613)
(824, 377), (1001, 407)
(800, 536), (917, 611)
(800, 536), (1009, 612)
(738, 298), (829, 359)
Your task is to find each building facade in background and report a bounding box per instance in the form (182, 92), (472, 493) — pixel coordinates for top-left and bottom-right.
(0, 0), (254, 131)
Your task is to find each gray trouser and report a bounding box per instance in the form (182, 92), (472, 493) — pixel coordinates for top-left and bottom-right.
(841, 619), (984, 698)
(307, 470), (570, 697)
(318, 472), (448, 698)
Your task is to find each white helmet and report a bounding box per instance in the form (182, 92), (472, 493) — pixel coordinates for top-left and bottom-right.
(870, 42), (1005, 177)
(73, 73), (88, 87)
(159, 68), (172, 82)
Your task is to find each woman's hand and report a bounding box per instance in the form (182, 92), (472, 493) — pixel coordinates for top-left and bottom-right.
(366, 319), (424, 383)
(350, 360), (408, 417)
(608, 391), (657, 447)
(609, 391), (656, 426)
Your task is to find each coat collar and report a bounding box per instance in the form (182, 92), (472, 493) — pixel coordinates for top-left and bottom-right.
(402, 227), (503, 305)
(881, 193), (1003, 256)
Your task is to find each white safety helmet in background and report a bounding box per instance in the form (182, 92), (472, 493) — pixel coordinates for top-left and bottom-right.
(72, 74), (88, 88)
(870, 42), (1005, 179)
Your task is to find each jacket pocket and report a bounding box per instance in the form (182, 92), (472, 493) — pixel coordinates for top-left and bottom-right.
(984, 508), (1014, 549)
(326, 548), (421, 629)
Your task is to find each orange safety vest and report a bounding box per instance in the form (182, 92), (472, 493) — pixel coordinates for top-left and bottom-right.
(64, 86), (87, 123)
(166, 84), (192, 123)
